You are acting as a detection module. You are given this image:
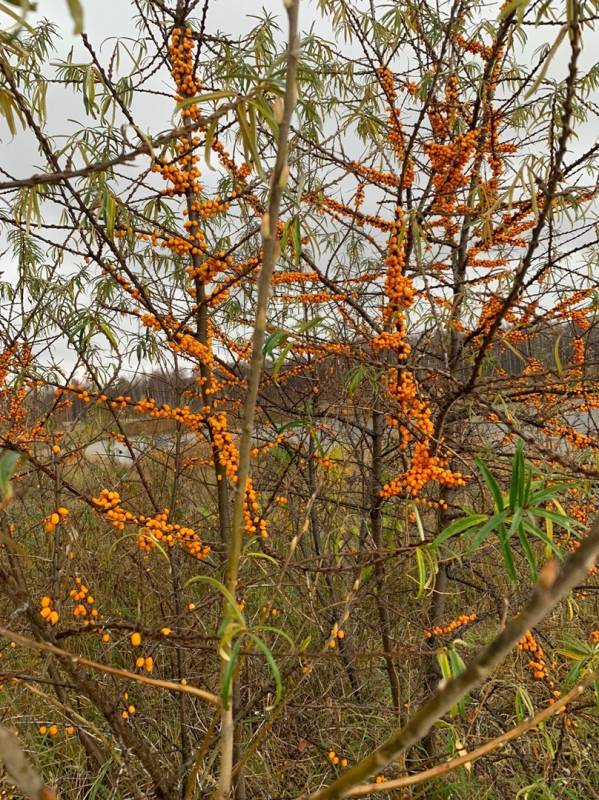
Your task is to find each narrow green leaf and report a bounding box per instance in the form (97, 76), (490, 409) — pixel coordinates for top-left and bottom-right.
(475, 457), (504, 511)
(553, 333), (563, 376)
(431, 514), (488, 549)
(0, 450), (18, 500)
(509, 441), (523, 510)
(516, 523), (538, 580)
(415, 547), (426, 599)
(247, 633), (283, 705)
(515, 686), (535, 722)
(102, 190), (116, 238)
(66, 0), (84, 34)
(464, 511), (507, 556)
(524, 24), (568, 100)
(222, 637), (243, 709)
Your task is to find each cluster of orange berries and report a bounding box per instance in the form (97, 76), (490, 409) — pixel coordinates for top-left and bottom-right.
(425, 129), (479, 236)
(0, 345), (33, 447)
(307, 193), (392, 232)
(132, 395), (206, 432)
(517, 631), (562, 706)
(372, 207), (467, 503)
(455, 33), (493, 60)
(374, 216), (413, 361)
(135, 656), (154, 672)
(591, 631), (599, 644)
(377, 66), (414, 187)
(92, 490), (209, 559)
(120, 691), (137, 720)
(130, 631), (155, 673)
(327, 750), (348, 768)
(135, 654), (154, 673)
(209, 411), (239, 480)
(328, 629), (346, 649)
(381, 441), (466, 499)
(382, 215), (412, 315)
(70, 577), (99, 623)
(281, 291), (349, 306)
(38, 723), (74, 737)
(39, 596), (59, 626)
(244, 478), (268, 538)
(353, 181), (365, 209)
(317, 456), (336, 469)
(349, 158), (399, 188)
(153, 145), (203, 200)
(170, 26), (201, 107)
(168, 331), (213, 366)
(43, 506), (69, 533)
(564, 488), (594, 526)
(187, 253), (231, 286)
(470, 205), (536, 264)
(386, 370), (433, 439)
(546, 423), (596, 452)
(372, 330), (410, 358)
(572, 338), (585, 366)
(139, 509), (209, 559)
(270, 270), (318, 287)
(91, 489), (130, 530)
(424, 612), (476, 639)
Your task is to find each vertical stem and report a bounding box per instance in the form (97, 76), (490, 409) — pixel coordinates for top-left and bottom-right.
(215, 3), (300, 798)
(370, 408), (402, 720)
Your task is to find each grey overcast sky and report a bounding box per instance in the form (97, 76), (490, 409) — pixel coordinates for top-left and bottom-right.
(2, 0), (596, 373)
(9, 0), (596, 170)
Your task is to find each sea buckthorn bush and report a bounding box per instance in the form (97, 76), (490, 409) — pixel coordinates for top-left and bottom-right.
(0, 1), (597, 799)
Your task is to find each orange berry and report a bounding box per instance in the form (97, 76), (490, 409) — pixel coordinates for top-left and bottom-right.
(130, 632), (142, 647)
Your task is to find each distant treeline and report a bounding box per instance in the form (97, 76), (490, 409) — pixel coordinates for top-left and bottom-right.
(29, 320), (599, 422)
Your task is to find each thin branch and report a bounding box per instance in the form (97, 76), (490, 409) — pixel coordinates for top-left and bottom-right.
(347, 667), (599, 796)
(302, 516), (599, 800)
(0, 627), (220, 706)
(215, 1), (301, 798)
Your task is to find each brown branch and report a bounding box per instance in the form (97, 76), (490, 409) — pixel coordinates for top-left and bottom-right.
(0, 627), (220, 705)
(0, 726), (56, 800)
(0, 101), (239, 192)
(215, 2), (301, 798)
(302, 516), (599, 800)
(347, 667), (599, 796)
